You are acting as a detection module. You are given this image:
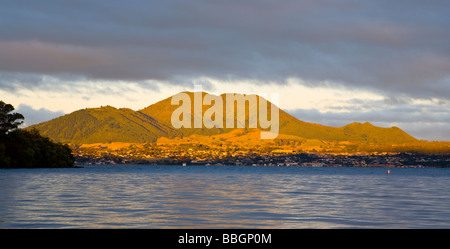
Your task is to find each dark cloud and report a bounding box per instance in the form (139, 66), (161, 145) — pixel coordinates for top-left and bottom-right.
(1, 0), (450, 99)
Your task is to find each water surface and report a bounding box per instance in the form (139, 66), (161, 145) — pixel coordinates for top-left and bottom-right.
(1, 165), (450, 228)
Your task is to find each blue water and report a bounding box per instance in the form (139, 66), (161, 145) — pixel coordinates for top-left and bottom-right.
(1, 165), (450, 228)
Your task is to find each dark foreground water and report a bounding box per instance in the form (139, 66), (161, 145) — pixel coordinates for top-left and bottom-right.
(1, 165), (450, 228)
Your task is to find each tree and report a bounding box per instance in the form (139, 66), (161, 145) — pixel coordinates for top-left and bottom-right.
(0, 101), (74, 168)
(0, 100), (24, 135)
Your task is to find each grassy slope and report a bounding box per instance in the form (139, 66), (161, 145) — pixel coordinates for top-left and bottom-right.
(141, 92), (418, 143)
(29, 106), (181, 144)
(30, 92), (418, 145)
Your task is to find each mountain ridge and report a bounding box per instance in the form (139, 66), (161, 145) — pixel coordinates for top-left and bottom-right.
(28, 91), (418, 145)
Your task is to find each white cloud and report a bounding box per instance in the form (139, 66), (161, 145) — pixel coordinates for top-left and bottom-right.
(2, 75), (449, 141)
(16, 104), (65, 127)
(287, 96), (450, 141)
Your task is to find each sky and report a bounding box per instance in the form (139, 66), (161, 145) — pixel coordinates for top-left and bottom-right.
(1, 0), (450, 141)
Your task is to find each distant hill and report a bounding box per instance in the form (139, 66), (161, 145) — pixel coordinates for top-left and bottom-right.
(29, 106), (181, 144)
(140, 92), (417, 144)
(29, 91), (418, 145)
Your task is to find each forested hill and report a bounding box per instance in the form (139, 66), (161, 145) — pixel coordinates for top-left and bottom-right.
(29, 91), (417, 145)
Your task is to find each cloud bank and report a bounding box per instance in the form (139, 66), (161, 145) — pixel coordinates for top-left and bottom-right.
(1, 0), (450, 97)
(1, 0), (449, 140)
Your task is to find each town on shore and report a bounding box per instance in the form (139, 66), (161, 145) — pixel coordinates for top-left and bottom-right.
(73, 143), (450, 168)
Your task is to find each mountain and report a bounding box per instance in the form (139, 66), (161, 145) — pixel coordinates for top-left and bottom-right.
(29, 91), (418, 145)
(29, 106), (181, 144)
(140, 92), (417, 144)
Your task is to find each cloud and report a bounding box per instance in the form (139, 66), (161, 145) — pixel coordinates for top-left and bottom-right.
(287, 98), (450, 141)
(16, 104), (65, 127)
(0, 0), (449, 99)
(0, 41), (113, 75)
(1, 0), (450, 140)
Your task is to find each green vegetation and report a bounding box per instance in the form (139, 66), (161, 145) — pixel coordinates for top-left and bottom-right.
(278, 117), (417, 144)
(31, 92), (419, 146)
(0, 101), (74, 168)
(141, 94), (417, 144)
(29, 106), (182, 144)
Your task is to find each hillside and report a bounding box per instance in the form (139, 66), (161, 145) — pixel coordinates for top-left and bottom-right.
(29, 106), (181, 144)
(140, 92), (417, 144)
(29, 91), (418, 145)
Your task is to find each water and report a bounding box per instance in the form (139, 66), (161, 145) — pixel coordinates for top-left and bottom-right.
(1, 165), (450, 228)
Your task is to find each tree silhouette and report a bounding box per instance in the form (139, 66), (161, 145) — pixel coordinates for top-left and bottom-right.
(0, 100), (74, 168)
(0, 101), (24, 135)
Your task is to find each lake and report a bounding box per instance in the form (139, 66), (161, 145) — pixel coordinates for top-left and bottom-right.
(1, 165), (450, 228)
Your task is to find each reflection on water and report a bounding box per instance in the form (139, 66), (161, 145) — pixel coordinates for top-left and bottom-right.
(1, 165), (450, 228)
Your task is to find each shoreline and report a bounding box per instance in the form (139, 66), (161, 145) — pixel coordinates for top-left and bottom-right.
(75, 151), (450, 168)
